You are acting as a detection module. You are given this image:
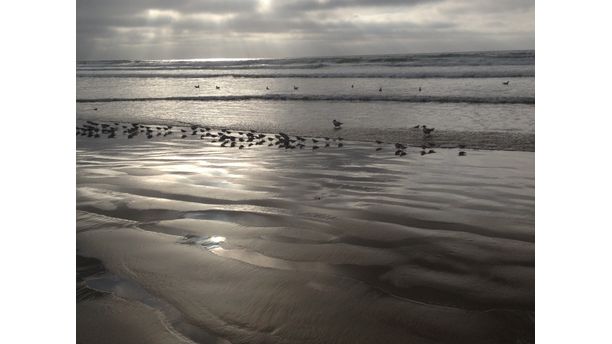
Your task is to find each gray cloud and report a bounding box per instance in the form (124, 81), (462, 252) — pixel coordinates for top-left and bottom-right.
(77, 0), (534, 60)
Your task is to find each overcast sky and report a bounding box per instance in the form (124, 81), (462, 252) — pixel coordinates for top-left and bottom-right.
(77, 0), (534, 60)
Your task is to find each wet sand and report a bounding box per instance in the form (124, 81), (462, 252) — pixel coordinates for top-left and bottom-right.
(76, 126), (534, 344)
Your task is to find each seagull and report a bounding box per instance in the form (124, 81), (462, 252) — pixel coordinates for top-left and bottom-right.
(502, 81), (510, 85)
(332, 119), (343, 128)
(422, 125), (435, 135)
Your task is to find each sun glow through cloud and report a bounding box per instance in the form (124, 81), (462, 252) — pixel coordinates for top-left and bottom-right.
(77, 0), (534, 59)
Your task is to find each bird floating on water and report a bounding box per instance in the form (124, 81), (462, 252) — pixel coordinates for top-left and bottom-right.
(458, 151), (466, 156)
(332, 119), (343, 129)
(502, 81), (510, 85)
(422, 125), (435, 135)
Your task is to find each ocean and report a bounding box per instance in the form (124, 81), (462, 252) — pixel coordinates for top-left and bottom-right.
(76, 50), (535, 151)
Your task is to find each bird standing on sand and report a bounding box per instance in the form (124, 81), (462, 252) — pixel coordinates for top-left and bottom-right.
(379, 87), (382, 92)
(422, 125), (435, 135)
(502, 81), (510, 85)
(293, 86), (299, 90)
(413, 125), (420, 129)
(195, 85), (200, 88)
(458, 151), (466, 156)
(216, 86), (220, 89)
(333, 119), (343, 128)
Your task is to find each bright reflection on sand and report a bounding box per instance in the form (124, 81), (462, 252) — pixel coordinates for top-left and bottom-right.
(179, 235), (226, 249)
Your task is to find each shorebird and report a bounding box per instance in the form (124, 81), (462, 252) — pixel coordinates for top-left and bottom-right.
(375, 140), (383, 144)
(216, 86), (220, 89)
(458, 151), (466, 156)
(418, 87), (422, 92)
(413, 125), (420, 129)
(376, 147), (382, 151)
(195, 85), (200, 88)
(502, 81), (510, 85)
(422, 126), (435, 135)
(351, 85), (354, 88)
(266, 86), (269, 90)
(332, 119), (343, 128)
(420, 150), (427, 156)
(379, 87), (382, 92)
(395, 143), (407, 150)
(293, 86), (299, 90)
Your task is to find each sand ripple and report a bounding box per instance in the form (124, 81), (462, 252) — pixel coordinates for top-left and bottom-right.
(77, 136), (534, 343)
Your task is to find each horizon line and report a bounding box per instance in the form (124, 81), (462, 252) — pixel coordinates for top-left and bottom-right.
(77, 48), (535, 63)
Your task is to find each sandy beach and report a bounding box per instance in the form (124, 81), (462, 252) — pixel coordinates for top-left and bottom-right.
(76, 122), (534, 344)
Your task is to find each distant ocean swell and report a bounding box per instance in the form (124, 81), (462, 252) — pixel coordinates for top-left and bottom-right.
(77, 71), (534, 79)
(77, 50), (534, 68)
(76, 94), (535, 105)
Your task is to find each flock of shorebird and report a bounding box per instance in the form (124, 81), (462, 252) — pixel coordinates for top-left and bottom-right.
(76, 119), (467, 157)
(192, 81), (510, 93)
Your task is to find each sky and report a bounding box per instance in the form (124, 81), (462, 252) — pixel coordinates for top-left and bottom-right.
(76, 0), (534, 60)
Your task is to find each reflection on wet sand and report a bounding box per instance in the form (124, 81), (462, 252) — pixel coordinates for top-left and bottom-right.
(77, 134), (534, 344)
